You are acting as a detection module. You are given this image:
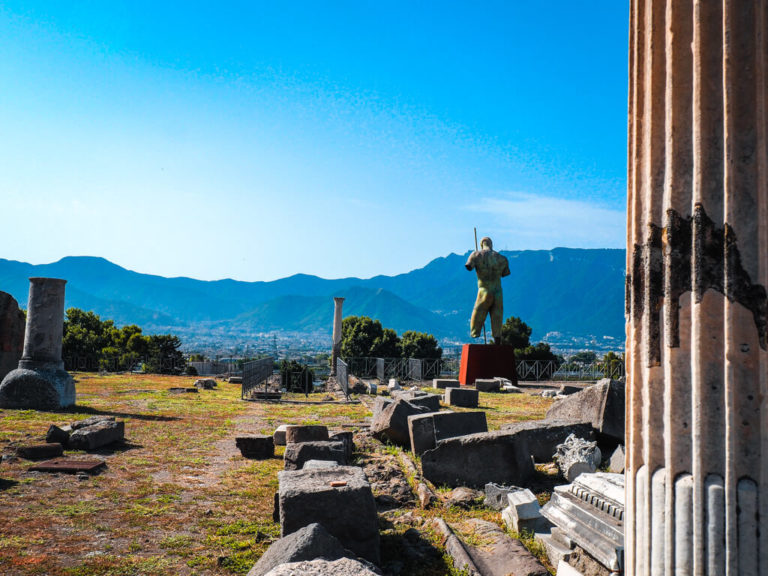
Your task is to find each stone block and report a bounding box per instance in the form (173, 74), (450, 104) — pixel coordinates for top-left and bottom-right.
(433, 378), (460, 389)
(500, 419), (595, 462)
(371, 397), (432, 446)
(556, 560), (584, 576)
(71, 416), (115, 430)
(329, 431), (354, 461)
(554, 434), (602, 482)
(194, 378), (217, 389)
(421, 430), (535, 488)
(285, 425), (329, 444)
(474, 378), (501, 392)
(484, 482), (522, 511)
(263, 558), (380, 576)
(444, 387), (479, 408)
(68, 420), (125, 450)
(502, 489), (550, 533)
(273, 425), (289, 446)
(407, 410), (488, 455)
(371, 396), (393, 418)
(303, 460), (340, 470)
(284, 441), (347, 470)
(16, 443), (64, 460)
(545, 378), (625, 443)
(391, 390), (441, 412)
(246, 522), (352, 576)
(0, 291), (25, 383)
(609, 445), (625, 474)
(46, 424), (71, 446)
(236, 435), (275, 459)
(388, 379), (401, 391)
(458, 519), (549, 576)
(278, 466), (380, 564)
(0, 367), (74, 410)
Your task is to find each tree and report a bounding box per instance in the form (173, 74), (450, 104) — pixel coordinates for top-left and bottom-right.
(515, 341), (559, 362)
(399, 331), (443, 359)
(144, 334), (185, 375)
(571, 351), (598, 365)
(501, 316), (532, 349)
(341, 316), (401, 358)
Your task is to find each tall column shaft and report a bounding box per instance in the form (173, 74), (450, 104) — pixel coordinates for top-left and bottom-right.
(20, 278), (67, 369)
(626, 1), (768, 574)
(330, 297), (345, 375)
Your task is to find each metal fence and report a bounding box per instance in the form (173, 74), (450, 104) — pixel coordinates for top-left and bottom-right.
(64, 355), (185, 374)
(336, 358), (349, 399)
(516, 360), (625, 381)
(241, 357), (275, 399)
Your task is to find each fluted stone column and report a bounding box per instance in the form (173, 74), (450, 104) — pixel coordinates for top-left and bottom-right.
(626, 1), (768, 574)
(0, 278), (74, 409)
(330, 297), (345, 376)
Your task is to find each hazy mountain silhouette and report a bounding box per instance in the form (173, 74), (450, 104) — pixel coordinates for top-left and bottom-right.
(0, 248), (625, 341)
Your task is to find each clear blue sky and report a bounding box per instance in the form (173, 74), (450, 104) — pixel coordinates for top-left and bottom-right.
(0, 2), (629, 281)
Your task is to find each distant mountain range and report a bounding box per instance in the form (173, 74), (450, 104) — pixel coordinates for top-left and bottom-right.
(0, 249), (626, 344)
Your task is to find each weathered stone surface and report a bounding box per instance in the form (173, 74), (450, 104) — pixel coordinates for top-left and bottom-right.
(247, 523), (352, 576)
(421, 431), (535, 488)
(46, 424), (71, 446)
(194, 378), (217, 389)
(545, 379), (625, 442)
(390, 390), (441, 412)
(71, 416), (115, 430)
(278, 466), (380, 563)
(236, 435), (275, 459)
(502, 489), (550, 533)
(444, 387), (479, 408)
(554, 434), (602, 482)
(484, 483), (522, 511)
(303, 460), (340, 470)
(461, 518), (549, 576)
(475, 378), (501, 392)
(263, 558), (380, 576)
(443, 487), (482, 509)
(371, 397), (431, 447)
(68, 420), (125, 450)
(273, 425), (289, 446)
(433, 378), (460, 389)
(284, 441), (347, 471)
(407, 411), (488, 455)
(500, 419), (595, 463)
(608, 445), (625, 474)
(0, 291), (25, 383)
(0, 368), (74, 410)
(387, 379), (401, 391)
(16, 443), (64, 460)
(285, 425), (329, 444)
(371, 397), (393, 418)
(329, 431), (354, 461)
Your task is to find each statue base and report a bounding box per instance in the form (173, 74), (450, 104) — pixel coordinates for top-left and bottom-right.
(459, 344), (518, 386)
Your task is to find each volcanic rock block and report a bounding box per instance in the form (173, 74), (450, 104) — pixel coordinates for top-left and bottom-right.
(278, 466), (380, 564)
(16, 443), (64, 460)
(370, 397), (432, 447)
(0, 291), (25, 383)
(284, 441), (347, 471)
(247, 522), (353, 576)
(236, 435), (275, 459)
(194, 378), (217, 389)
(263, 558), (380, 576)
(474, 378), (501, 393)
(545, 379), (625, 443)
(68, 420), (125, 451)
(500, 419), (595, 463)
(444, 387), (479, 408)
(303, 460), (340, 470)
(329, 431), (354, 461)
(46, 424), (71, 446)
(71, 416), (115, 430)
(421, 430), (535, 488)
(390, 390), (441, 412)
(433, 378), (460, 389)
(460, 519), (549, 576)
(285, 425), (329, 444)
(372, 397), (393, 418)
(407, 410), (488, 455)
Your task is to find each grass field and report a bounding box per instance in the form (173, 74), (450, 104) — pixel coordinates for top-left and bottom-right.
(0, 374), (554, 576)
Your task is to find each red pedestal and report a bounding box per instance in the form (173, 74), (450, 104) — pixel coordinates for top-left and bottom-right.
(459, 344), (518, 386)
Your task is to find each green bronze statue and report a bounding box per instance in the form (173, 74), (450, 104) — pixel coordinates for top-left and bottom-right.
(465, 236), (510, 344)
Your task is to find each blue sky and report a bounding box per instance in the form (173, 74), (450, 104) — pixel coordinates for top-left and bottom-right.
(0, 2), (629, 281)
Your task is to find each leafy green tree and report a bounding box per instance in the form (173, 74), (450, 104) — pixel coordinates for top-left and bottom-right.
(144, 334), (185, 375)
(399, 331), (443, 359)
(571, 351), (598, 365)
(600, 351), (624, 378)
(341, 316), (402, 358)
(501, 316), (532, 349)
(515, 341), (559, 362)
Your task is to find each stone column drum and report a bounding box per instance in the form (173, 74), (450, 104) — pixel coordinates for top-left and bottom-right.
(626, 1), (767, 574)
(0, 278), (74, 409)
(330, 297), (344, 376)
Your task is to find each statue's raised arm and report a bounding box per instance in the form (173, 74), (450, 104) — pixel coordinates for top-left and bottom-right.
(465, 237), (509, 344)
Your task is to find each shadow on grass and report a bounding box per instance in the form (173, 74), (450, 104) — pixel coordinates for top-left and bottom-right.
(89, 441), (144, 456)
(0, 478), (19, 491)
(59, 405), (180, 422)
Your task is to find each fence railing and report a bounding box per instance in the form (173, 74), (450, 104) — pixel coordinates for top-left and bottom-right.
(336, 358), (349, 399)
(64, 355), (185, 375)
(241, 357), (275, 399)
